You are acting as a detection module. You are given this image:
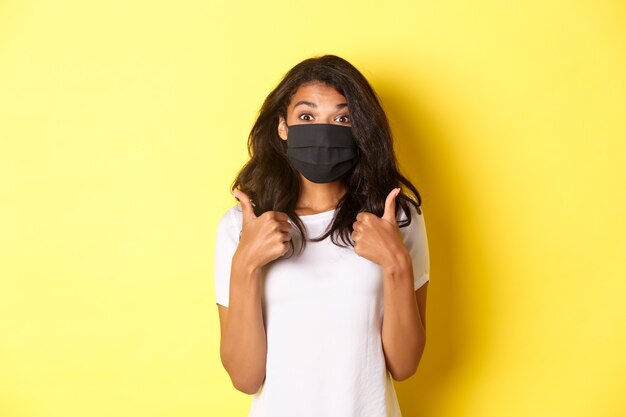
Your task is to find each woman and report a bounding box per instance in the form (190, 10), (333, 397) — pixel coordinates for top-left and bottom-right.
(214, 54), (430, 417)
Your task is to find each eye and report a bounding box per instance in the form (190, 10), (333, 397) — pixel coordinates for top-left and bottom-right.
(336, 115), (350, 123)
(298, 113), (314, 121)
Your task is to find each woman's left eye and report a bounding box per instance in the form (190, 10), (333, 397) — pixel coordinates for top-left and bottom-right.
(336, 115), (350, 123)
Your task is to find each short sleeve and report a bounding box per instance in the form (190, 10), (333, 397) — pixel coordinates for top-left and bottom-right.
(213, 205), (242, 308)
(398, 204), (431, 291)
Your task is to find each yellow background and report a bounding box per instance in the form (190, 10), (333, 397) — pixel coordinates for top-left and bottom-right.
(1, 0), (625, 416)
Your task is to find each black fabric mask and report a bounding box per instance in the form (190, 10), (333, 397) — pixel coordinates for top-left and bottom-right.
(285, 123), (357, 183)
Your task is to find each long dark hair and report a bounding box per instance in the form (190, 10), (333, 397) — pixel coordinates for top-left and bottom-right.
(231, 54), (423, 256)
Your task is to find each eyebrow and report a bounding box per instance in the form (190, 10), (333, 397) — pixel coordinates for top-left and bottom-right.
(292, 100), (348, 110)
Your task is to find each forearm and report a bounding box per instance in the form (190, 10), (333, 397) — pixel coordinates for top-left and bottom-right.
(381, 251), (426, 381)
(220, 251), (267, 394)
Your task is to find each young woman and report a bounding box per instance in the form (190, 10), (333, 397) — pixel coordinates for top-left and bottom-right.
(214, 54), (430, 417)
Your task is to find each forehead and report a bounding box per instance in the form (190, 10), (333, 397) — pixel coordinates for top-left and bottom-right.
(288, 82), (346, 107)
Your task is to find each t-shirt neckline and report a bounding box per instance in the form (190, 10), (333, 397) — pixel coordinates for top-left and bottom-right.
(297, 208), (336, 221)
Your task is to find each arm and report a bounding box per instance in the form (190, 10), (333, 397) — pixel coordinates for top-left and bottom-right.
(350, 188), (431, 381)
(217, 253), (267, 394)
(380, 253), (428, 381)
(215, 189), (292, 394)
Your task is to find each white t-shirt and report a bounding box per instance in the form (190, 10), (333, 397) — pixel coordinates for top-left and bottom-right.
(214, 202), (430, 417)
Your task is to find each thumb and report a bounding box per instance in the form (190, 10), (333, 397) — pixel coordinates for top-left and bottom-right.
(232, 189), (257, 224)
(381, 187), (400, 225)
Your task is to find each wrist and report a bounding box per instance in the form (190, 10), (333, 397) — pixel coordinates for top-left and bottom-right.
(232, 248), (262, 276)
(381, 248), (412, 275)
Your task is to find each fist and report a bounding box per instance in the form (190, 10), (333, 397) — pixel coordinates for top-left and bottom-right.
(231, 189), (293, 269)
(351, 187), (408, 268)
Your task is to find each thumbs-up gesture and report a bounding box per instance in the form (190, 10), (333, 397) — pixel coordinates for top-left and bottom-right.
(351, 188), (408, 269)
(231, 189), (293, 271)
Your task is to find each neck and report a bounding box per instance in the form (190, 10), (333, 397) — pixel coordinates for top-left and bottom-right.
(295, 174), (347, 214)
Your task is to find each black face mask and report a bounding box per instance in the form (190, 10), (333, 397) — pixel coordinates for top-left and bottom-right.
(285, 123), (357, 183)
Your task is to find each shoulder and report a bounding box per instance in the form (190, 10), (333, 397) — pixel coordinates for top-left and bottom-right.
(216, 204), (244, 239)
(397, 202), (425, 230)
(218, 203), (243, 225)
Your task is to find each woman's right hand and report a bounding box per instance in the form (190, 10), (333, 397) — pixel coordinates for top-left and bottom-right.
(231, 189), (293, 272)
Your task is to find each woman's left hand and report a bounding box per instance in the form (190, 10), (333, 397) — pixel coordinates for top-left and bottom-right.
(352, 187), (409, 269)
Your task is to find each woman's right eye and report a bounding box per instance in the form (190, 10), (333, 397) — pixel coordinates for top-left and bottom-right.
(298, 114), (314, 121)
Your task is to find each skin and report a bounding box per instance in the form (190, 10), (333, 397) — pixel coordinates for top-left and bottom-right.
(217, 82), (428, 394)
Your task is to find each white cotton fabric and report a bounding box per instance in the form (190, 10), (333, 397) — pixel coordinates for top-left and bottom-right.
(213, 202), (430, 417)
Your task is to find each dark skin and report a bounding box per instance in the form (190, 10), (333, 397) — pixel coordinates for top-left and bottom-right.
(217, 82), (427, 393)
